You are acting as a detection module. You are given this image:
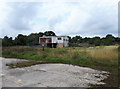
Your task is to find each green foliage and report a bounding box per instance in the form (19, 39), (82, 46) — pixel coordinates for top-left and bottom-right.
(89, 36), (101, 46)
(44, 31), (56, 36)
(26, 32), (43, 45)
(2, 36), (13, 46)
(2, 31), (120, 47)
(101, 34), (116, 45)
(14, 34), (27, 46)
(2, 31), (57, 46)
(70, 35), (82, 43)
(70, 34), (120, 46)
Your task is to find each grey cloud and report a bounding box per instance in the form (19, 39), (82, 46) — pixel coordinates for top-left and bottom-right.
(48, 16), (64, 30)
(48, 13), (70, 32)
(1, 1), (118, 38)
(47, 1), (118, 37)
(6, 2), (42, 30)
(81, 6), (118, 37)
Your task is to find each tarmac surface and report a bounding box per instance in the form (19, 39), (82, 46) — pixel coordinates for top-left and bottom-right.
(0, 57), (108, 87)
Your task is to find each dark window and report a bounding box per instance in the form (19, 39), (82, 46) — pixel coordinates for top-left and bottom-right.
(58, 38), (61, 40)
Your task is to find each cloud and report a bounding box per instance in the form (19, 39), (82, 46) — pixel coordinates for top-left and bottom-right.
(0, 0), (119, 38)
(46, 0), (118, 37)
(0, 2), (42, 37)
(6, 2), (41, 30)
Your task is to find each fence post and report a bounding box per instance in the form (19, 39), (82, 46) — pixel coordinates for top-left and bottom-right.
(42, 43), (45, 51)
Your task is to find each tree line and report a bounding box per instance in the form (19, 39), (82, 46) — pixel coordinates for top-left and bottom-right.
(1, 31), (120, 46)
(69, 35), (120, 46)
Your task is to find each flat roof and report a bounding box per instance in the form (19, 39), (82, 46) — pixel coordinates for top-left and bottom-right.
(39, 36), (68, 38)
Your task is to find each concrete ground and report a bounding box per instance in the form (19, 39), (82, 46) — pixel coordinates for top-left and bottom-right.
(0, 57), (108, 87)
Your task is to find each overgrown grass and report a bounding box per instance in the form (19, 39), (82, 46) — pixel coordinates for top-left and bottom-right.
(2, 45), (119, 87)
(88, 46), (118, 60)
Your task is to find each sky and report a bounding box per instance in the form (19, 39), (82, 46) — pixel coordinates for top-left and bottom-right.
(0, 0), (119, 38)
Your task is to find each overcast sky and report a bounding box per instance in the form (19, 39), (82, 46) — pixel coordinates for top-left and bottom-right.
(0, 0), (119, 38)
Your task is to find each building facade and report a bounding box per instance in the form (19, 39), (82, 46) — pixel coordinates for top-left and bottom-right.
(39, 35), (69, 48)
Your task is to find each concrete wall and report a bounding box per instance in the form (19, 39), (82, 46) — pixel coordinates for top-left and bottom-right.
(63, 36), (69, 47)
(52, 37), (58, 43)
(52, 37), (64, 43)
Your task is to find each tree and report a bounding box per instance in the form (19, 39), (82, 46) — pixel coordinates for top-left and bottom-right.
(44, 31), (56, 36)
(14, 34), (27, 46)
(2, 36), (13, 46)
(82, 37), (90, 43)
(115, 37), (120, 45)
(92, 36), (101, 46)
(103, 34), (115, 45)
(2, 36), (9, 46)
(67, 36), (71, 43)
(2, 31), (119, 47)
(71, 36), (82, 43)
(26, 32), (44, 45)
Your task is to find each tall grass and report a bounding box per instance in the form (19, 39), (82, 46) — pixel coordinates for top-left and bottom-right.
(2, 46), (118, 69)
(88, 46), (118, 60)
(2, 46), (118, 70)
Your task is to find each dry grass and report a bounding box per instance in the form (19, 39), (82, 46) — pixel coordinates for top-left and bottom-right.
(2, 46), (118, 61)
(87, 46), (118, 60)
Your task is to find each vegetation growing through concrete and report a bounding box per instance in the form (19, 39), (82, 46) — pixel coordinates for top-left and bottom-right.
(2, 45), (119, 87)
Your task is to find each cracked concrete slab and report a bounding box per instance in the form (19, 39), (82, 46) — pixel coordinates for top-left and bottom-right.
(0, 57), (109, 87)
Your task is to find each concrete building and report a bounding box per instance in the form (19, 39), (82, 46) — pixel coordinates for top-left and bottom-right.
(39, 35), (69, 48)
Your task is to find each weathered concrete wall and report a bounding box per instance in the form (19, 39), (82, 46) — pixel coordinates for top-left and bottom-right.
(63, 36), (69, 47)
